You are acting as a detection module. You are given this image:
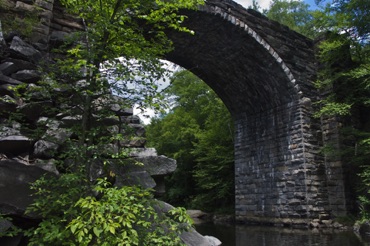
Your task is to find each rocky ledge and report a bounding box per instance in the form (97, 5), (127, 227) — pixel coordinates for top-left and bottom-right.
(0, 29), (218, 245)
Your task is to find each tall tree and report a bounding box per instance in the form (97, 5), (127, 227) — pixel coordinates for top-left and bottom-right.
(248, 0), (267, 14)
(191, 96), (235, 210)
(267, 0), (316, 38)
(315, 0), (370, 40)
(313, 0), (370, 218)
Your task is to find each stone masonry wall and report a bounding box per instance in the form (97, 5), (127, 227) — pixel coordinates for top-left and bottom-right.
(235, 98), (331, 226)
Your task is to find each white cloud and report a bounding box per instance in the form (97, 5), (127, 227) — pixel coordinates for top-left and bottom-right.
(134, 105), (156, 125)
(233, 0), (272, 10)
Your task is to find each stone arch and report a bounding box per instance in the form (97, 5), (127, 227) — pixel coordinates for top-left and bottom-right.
(44, 0), (348, 225)
(165, 0), (317, 117)
(163, 0), (348, 224)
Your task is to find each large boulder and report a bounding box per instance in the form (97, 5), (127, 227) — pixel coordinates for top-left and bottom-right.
(50, 30), (69, 44)
(181, 232), (222, 246)
(0, 123), (22, 138)
(102, 159), (157, 190)
(126, 123), (146, 137)
(33, 159), (59, 175)
(204, 236), (222, 246)
(134, 155), (177, 176)
(354, 220), (370, 240)
(0, 58), (37, 76)
(110, 155), (176, 195)
(11, 69), (41, 83)
(38, 118), (72, 145)
(0, 74), (23, 85)
(33, 140), (59, 159)
(9, 36), (42, 63)
(121, 115), (141, 124)
(0, 160), (53, 217)
(155, 201), (221, 246)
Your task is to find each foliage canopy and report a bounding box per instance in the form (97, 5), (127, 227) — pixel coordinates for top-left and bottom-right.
(146, 70), (235, 212)
(313, 0), (370, 219)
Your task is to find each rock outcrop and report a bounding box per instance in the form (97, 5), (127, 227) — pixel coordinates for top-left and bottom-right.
(0, 20), (217, 245)
(0, 32), (173, 215)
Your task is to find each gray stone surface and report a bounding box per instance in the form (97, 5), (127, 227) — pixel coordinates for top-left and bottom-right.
(0, 58), (37, 76)
(155, 201), (220, 246)
(0, 160), (51, 217)
(33, 159), (59, 175)
(110, 159), (171, 189)
(181, 230), (218, 246)
(0, 62), (17, 75)
(0, 21), (4, 46)
(122, 115), (140, 124)
(10, 36), (42, 62)
(187, 210), (208, 219)
(204, 236), (222, 246)
(130, 148), (158, 157)
(134, 156), (177, 176)
(0, 74), (23, 85)
(33, 140), (59, 159)
(11, 69), (41, 83)
(100, 155), (176, 192)
(41, 120), (72, 145)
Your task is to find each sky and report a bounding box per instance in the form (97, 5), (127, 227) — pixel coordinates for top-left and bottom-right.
(234, 0), (320, 10)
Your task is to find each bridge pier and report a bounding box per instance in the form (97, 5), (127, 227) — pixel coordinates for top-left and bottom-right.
(234, 98), (347, 225)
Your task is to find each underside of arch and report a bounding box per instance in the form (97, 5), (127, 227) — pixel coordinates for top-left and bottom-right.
(166, 10), (298, 116)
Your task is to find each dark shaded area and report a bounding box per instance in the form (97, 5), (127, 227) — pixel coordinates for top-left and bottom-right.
(196, 223), (366, 246)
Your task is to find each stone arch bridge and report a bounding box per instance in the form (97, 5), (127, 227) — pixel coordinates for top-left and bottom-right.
(4, 0), (349, 225)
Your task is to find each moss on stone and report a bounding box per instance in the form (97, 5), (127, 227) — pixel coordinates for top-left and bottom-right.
(0, 0), (40, 38)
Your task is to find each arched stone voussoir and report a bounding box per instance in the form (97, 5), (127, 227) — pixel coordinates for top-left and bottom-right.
(165, 0), (317, 116)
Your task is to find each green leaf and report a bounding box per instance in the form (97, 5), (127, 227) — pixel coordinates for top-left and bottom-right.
(109, 226), (115, 235)
(70, 224), (77, 234)
(93, 227), (101, 237)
